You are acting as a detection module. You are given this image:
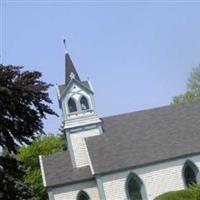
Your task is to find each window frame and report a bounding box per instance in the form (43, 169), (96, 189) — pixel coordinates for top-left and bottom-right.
(125, 172), (147, 200)
(79, 95), (90, 111)
(76, 190), (90, 200)
(182, 160), (199, 188)
(67, 97), (78, 113)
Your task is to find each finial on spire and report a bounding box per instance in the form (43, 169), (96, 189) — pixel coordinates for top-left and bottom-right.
(62, 36), (68, 54)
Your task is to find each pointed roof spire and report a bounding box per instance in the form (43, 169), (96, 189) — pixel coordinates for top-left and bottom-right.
(65, 53), (81, 85)
(63, 38), (81, 85)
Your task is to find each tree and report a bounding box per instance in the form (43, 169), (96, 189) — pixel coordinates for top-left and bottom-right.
(188, 65), (200, 94)
(172, 65), (200, 105)
(17, 135), (66, 200)
(0, 65), (57, 199)
(154, 189), (196, 200)
(154, 184), (200, 200)
(0, 152), (35, 200)
(172, 91), (199, 105)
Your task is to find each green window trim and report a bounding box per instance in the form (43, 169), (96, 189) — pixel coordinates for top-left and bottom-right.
(125, 172), (147, 200)
(76, 190), (90, 200)
(182, 160), (200, 188)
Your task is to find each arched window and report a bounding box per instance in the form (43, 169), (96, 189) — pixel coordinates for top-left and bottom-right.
(126, 173), (146, 200)
(183, 160), (199, 187)
(80, 96), (89, 111)
(68, 98), (77, 113)
(77, 191), (90, 200)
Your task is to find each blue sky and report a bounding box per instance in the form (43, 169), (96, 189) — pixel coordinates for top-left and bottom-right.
(1, 1), (200, 133)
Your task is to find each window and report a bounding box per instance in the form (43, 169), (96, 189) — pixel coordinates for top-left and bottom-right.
(68, 98), (77, 113)
(126, 173), (146, 200)
(77, 191), (90, 200)
(183, 160), (199, 187)
(80, 96), (89, 110)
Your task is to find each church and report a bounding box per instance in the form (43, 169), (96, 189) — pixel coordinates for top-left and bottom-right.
(39, 51), (200, 200)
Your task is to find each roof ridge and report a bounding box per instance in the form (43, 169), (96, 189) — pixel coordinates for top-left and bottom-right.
(101, 101), (200, 120)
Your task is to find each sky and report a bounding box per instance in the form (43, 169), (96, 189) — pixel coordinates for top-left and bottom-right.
(1, 1), (200, 134)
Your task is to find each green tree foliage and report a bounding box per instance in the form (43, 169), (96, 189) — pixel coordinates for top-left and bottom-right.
(154, 184), (200, 200)
(0, 153), (34, 200)
(154, 190), (196, 200)
(188, 184), (200, 200)
(17, 135), (66, 200)
(172, 65), (200, 104)
(0, 65), (57, 199)
(188, 66), (200, 94)
(172, 91), (199, 105)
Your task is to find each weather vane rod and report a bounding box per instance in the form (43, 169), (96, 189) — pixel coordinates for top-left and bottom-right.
(62, 37), (68, 54)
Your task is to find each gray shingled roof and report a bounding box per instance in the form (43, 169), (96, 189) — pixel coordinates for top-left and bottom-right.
(42, 151), (93, 187)
(82, 80), (91, 89)
(58, 84), (66, 96)
(42, 102), (200, 187)
(86, 102), (200, 174)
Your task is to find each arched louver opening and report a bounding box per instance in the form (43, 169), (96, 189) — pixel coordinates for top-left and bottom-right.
(77, 191), (90, 200)
(80, 96), (89, 111)
(68, 98), (77, 113)
(126, 173), (146, 200)
(183, 160), (199, 187)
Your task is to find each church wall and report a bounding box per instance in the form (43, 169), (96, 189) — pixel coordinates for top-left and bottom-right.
(52, 180), (100, 200)
(101, 154), (200, 200)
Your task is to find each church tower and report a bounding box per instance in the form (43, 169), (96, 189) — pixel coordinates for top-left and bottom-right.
(56, 51), (102, 168)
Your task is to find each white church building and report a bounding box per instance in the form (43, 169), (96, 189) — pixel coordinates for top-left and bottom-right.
(39, 51), (200, 200)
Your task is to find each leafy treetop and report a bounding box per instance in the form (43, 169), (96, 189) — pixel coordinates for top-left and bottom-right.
(172, 65), (200, 105)
(0, 65), (57, 153)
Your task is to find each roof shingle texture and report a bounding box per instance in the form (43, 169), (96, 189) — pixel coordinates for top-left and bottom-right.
(42, 102), (200, 187)
(86, 102), (200, 174)
(42, 151), (93, 187)
(65, 53), (80, 85)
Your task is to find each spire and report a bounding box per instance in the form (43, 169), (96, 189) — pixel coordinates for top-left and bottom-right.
(65, 53), (81, 85)
(63, 38), (81, 85)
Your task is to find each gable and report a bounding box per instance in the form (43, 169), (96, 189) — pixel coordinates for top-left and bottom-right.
(59, 79), (93, 101)
(61, 81), (93, 108)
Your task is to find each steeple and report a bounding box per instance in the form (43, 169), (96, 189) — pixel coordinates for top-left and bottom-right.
(65, 53), (81, 85)
(63, 38), (81, 85)
(56, 42), (102, 168)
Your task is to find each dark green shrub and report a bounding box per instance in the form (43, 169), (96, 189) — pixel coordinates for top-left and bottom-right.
(154, 189), (196, 200)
